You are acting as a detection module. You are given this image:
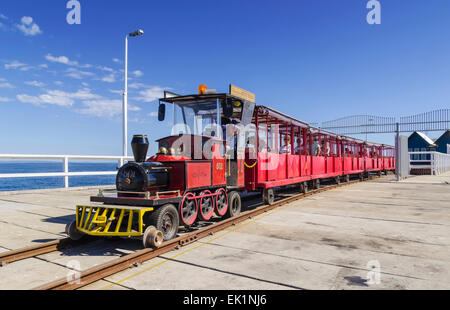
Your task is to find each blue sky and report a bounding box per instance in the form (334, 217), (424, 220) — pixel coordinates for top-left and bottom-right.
(0, 0), (449, 155)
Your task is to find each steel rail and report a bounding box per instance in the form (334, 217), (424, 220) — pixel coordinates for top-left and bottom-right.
(0, 238), (84, 266)
(34, 175), (381, 290)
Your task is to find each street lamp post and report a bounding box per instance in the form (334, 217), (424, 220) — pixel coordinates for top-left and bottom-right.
(123, 29), (144, 158)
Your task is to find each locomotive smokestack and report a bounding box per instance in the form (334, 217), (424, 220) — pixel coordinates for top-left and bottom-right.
(131, 135), (149, 162)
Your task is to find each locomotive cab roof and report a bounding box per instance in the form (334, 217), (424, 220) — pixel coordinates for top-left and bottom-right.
(159, 91), (256, 126)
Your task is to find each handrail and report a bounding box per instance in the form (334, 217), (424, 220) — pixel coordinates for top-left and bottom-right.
(409, 151), (450, 175)
(0, 154), (134, 188)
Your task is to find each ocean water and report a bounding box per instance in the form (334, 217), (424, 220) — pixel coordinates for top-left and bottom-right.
(0, 161), (118, 191)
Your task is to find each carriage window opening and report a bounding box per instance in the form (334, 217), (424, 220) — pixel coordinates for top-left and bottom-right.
(280, 133), (291, 154)
(258, 125), (268, 152)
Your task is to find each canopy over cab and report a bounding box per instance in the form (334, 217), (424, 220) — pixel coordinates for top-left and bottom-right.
(158, 86), (256, 131)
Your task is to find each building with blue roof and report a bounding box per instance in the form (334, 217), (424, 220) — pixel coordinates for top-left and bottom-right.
(434, 130), (450, 154)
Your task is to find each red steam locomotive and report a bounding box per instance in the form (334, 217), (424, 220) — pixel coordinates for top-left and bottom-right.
(66, 85), (396, 247)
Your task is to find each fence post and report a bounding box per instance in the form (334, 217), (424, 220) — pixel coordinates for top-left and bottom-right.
(63, 157), (69, 188)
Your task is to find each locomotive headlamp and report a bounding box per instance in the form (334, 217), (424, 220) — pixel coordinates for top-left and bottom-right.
(199, 85), (207, 95)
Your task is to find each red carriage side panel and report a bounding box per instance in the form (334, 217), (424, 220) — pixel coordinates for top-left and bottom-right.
(384, 158), (389, 170)
(312, 156), (326, 175)
(344, 157), (352, 172)
(287, 155), (300, 178)
(334, 157), (343, 174)
(366, 158), (373, 170)
(300, 155), (311, 176)
(278, 154), (287, 180)
(326, 157), (334, 174)
(359, 158), (365, 170)
(268, 153), (279, 181)
(257, 153), (268, 182)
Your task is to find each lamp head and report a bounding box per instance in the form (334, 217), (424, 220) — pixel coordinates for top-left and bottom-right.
(129, 29), (144, 37)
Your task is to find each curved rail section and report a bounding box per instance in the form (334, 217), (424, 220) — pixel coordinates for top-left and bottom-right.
(33, 175), (381, 290)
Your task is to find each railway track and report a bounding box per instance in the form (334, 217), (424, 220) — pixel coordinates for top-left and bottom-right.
(0, 238), (91, 267)
(29, 175), (380, 290)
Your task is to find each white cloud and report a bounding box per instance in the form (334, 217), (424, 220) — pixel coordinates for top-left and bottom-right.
(5, 60), (26, 70)
(101, 73), (116, 83)
(81, 82), (89, 87)
(97, 66), (114, 72)
(128, 82), (147, 89)
(16, 94), (43, 106)
(112, 58), (121, 63)
(20, 66), (34, 71)
(17, 16), (42, 36)
(148, 112), (158, 117)
(45, 54), (78, 66)
(25, 81), (45, 87)
(0, 13), (8, 20)
(134, 86), (165, 102)
(0, 97), (10, 103)
(48, 88), (100, 101)
(17, 88), (101, 107)
(39, 64), (48, 69)
(77, 99), (140, 118)
(0, 82), (14, 88)
(132, 70), (143, 78)
(21, 16), (33, 25)
(54, 81), (63, 86)
(109, 89), (123, 95)
(66, 67), (95, 79)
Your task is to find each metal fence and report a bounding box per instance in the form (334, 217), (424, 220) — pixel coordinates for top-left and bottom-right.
(409, 151), (450, 175)
(320, 109), (450, 180)
(0, 154), (133, 188)
(320, 109), (450, 135)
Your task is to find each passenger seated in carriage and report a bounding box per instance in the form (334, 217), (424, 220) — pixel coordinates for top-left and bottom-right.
(314, 142), (322, 156)
(280, 135), (291, 154)
(324, 143), (331, 157)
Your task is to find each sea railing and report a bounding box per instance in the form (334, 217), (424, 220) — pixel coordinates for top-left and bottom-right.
(0, 154), (134, 188)
(409, 151), (450, 175)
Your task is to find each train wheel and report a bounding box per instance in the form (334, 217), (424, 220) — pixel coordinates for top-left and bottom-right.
(335, 176), (341, 184)
(148, 204), (179, 241)
(225, 191), (241, 218)
(215, 188), (228, 217)
(263, 188), (275, 205)
(299, 182), (308, 194)
(142, 226), (164, 248)
(198, 190), (215, 221)
(313, 179), (320, 190)
(180, 193), (198, 227)
(65, 220), (84, 241)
